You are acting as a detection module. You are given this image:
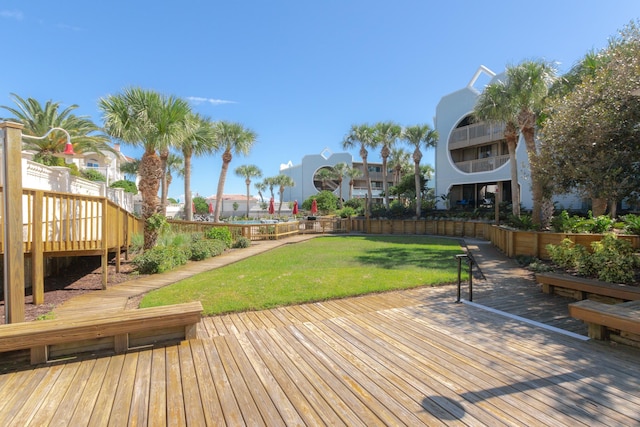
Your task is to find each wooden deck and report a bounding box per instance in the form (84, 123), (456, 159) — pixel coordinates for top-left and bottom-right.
(1, 285), (639, 426)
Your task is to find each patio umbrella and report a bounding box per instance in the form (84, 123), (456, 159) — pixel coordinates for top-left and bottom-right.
(311, 199), (318, 215)
(292, 200), (298, 215)
(208, 202), (214, 214)
(268, 197), (275, 215)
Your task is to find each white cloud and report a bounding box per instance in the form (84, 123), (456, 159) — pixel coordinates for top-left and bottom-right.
(187, 96), (237, 106)
(0, 10), (23, 20)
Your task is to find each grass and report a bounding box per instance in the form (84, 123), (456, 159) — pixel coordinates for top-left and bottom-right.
(140, 235), (466, 315)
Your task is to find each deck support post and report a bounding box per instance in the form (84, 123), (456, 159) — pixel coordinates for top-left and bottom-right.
(1, 122), (26, 323)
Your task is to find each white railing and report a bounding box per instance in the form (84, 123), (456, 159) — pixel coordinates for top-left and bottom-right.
(454, 154), (510, 173)
(21, 158), (134, 212)
(449, 122), (505, 150)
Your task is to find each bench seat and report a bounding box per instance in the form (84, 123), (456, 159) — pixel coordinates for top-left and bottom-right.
(536, 272), (640, 302)
(569, 300), (640, 343)
(0, 301), (203, 364)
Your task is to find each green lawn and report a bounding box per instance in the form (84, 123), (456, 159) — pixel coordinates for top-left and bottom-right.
(140, 235), (466, 315)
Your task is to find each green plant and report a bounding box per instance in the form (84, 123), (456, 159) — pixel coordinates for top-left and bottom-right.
(146, 213), (169, 234)
(590, 234), (638, 283)
(546, 238), (579, 269)
(130, 233), (144, 254)
(82, 168), (106, 182)
(205, 227), (233, 248)
(623, 214), (640, 235)
(337, 206), (357, 218)
(110, 179), (138, 194)
(132, 245), (189, 274)
(232, 236), (251, 248)
(507, 214), (538, 231)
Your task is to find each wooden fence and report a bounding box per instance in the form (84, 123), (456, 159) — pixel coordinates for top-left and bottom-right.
(350, 218), (639, 260)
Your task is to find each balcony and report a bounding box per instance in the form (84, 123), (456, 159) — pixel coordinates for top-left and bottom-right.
(453, 154), (509, 173)
(449, 122), (505, 150)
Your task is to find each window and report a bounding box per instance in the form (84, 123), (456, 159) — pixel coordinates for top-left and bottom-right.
(87, 160), (100, 168)
(479, 146), (492, 158)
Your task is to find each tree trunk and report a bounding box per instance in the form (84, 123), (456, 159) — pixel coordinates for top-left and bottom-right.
(521, 124), (542, 225)
(381, 145), (390, 210)
(413, 148), (423, 218)
(159, 148), (169, 216)
(214, 150), (232, 222)
(139, 150), (162, 250)
(184, 152), (193, 221)
(245, 179), (251, 218)
(591, 197), (608, 217)
(504, 124), (521, 217)
(360, 146), (371, 217)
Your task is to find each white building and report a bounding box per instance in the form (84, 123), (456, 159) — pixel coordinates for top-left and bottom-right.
(434, 66), (581, 211)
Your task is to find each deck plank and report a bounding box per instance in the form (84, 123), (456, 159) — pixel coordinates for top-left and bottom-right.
(107, 352), (139, 427)
(178, 342), (207, 427)
(165, 345), (187, 426)
(188, 339), (225, 425)
(147, 347), (168, 427)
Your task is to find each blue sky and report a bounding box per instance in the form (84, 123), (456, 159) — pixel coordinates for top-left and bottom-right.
(1, 1), (639, 200)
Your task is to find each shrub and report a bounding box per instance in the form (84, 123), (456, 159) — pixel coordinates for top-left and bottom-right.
(547, 234), (638, 284)
(623, 214), (640, 235)
(590, 234), (638, 284)
(133, 246), (189, 274)
(82, 168), (106, 182)
(205, 227), (233, 248)
(233, 236), (252, 249)
(110, 179), (138, 194)
(188, 239), (226, 261)
(507, 214), (538, 231)
(336, 206), (357, 218)
(546, 238), (578, 269)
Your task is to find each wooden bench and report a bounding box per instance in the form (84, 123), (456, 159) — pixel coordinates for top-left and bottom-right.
(535, 272), (640, 303)
(0, 301), (203, 365)
(569, 300), (640, 345)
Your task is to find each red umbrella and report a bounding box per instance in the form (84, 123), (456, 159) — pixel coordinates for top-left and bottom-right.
(311, 199), (318, 215)
(292, 200), (299, 215)
(268, 197), (275, 215)
(208, 202), (214, 214)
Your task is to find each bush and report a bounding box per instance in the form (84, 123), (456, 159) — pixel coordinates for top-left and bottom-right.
(547, 234), (638, 284)
(623, 214), (640, 235)
(550, 210), (614, 233)
(132, 246), (189, 274)
(507, 214), (538, 231)
(336, 206), (357, 218)
(189, 239), (228, 261)
(110, 179), (138, 194)
(590, 234), (638, 284)
(82, 168), (106, 182)
(233, 236), (252, 248)
(205, 227), (233, 248)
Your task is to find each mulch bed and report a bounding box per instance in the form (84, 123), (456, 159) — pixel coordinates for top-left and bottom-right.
(0, 257), (145, 324)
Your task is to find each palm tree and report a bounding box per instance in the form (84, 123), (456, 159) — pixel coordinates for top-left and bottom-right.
(474, 82), (522, 217)
(178, 113), (218, 220)
(263, 176), (277, 200)
(273, 174), (295, 215)
(345, 166), (362, 200)
(120, 158), (140, 181)
(212, 121), (257, 222)
(255, 181), (267, 204)
(2, 93), (112, 165)
(235, 164), (263, 218)
(100, 88), (190, 249)
(402, 125), (438, 218)
(388, 147), (410, 186)
(314, 168), (336, 191)
(373, 121), (401, 209)
(342, 124), (376, 216)
(165, 153), (184, 207)
(333, 162), (348, 208)
(504, 60), (557, 225)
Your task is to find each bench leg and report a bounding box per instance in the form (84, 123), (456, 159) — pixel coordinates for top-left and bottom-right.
(31, 345), (48, 365)
(542, 284), (553, 294)
(587, 322), (608, 340)
(114, 334), (129, 353)
(185, 323), (198, 340)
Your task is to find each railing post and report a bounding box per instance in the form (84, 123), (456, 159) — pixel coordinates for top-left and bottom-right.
(1, 122), (26, 323)
(32, 191), (44, 305)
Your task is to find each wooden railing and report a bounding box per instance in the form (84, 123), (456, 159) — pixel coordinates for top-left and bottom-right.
(0, 187), (143, 296)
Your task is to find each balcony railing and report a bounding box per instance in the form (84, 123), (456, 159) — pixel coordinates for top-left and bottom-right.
(453, 154), (509, 173)
(449, 122), (505, 150)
